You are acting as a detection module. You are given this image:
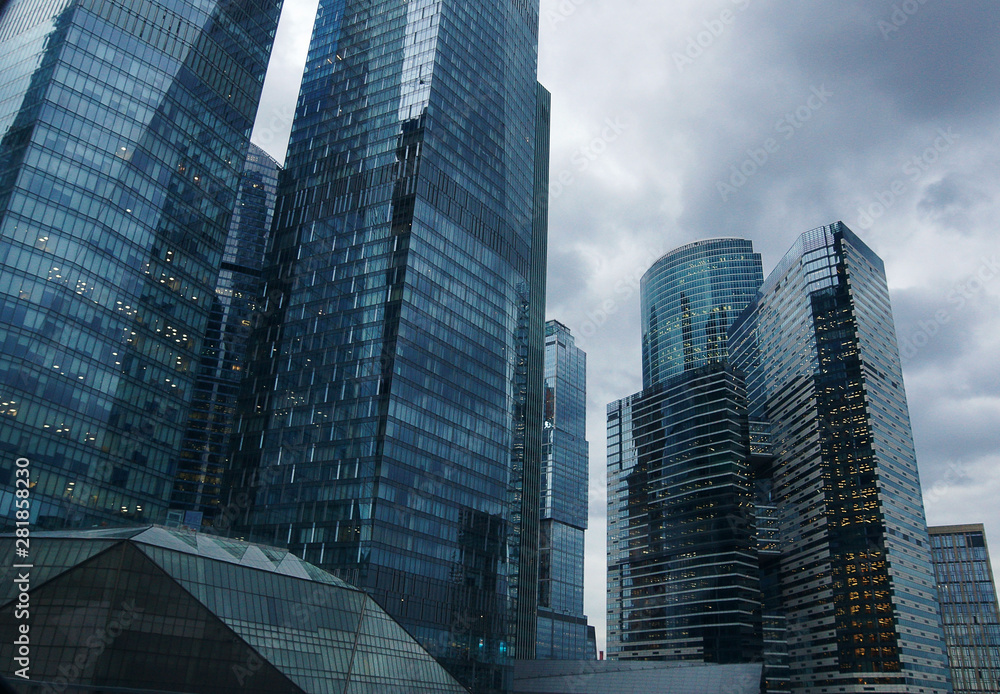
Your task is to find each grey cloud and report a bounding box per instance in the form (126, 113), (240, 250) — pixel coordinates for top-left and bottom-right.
(891, 283), (985, 373)
(916, 173), (994, 235)
(535, 0), (1000, 648)
(910, 387), (1000, 476)
(744, 1), (1000, 123)
(919, 176), (972, 214)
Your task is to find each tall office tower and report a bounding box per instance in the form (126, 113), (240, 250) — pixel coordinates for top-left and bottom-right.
(607, 239), (765, 664)
(641, 238), (765, 389)
(227, 3), (548, 692)
(0, 0), (281, 528)
(729, 222), (952, 693)
(929, 524), (1000, 694)
(537, 320), (591, 659)
(169, 144), (279, 528)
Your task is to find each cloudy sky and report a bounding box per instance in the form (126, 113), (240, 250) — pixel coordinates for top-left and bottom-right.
(252, 0), (1000, 652)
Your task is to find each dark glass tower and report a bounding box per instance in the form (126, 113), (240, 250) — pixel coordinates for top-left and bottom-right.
(227, 2), (548, 692)
(607, 363), (761, 662)
(729, 222), (952, 693)
(170, 144), (279, 529)
(929, 524), (1000, 694)
(0, 0), (281, 528)
(537, 320), (591, 659)
(607, 239), (765, 664)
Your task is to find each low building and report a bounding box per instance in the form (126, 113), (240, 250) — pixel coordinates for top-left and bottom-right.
(0, 526), (467, 693)
(513, 660), (762, 694)
(929, 524), (1000, 694)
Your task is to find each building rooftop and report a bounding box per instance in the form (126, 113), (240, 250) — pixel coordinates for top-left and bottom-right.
(0, 526), (468, 693)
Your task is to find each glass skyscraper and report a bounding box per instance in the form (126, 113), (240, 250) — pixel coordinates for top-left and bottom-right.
(227, 2), (548, 692)
(170, 143), (279, 528)
(537, 320), (591, 659)
(607, 364), (762, 663)
(729, 222), (952, 693)
(641, 238), (765, 387)
(929, 524), (1000, 694)
(607, 239), (765, 664)
(0, 0), (281, 528)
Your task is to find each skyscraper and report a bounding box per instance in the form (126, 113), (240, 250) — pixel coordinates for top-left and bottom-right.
(537, 320), (591, 659)
(0, 0), (281, 528)
(170, 144), (280, 528)
(929, 524), (1000, 694)
(226, 3), (548, 692)
(729, 222), (952, 693)
(607, 239), (765, 664)
(641, 239), (765, 388)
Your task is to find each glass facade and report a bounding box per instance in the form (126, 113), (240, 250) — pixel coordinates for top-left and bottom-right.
(607, 364), (761, 664)
(537, 320), (591, 660)
(641, 239), (763, 388)
(0, 0), (282, 528)
(226, 2), (547, 692)
(729, 222), (952, 693)
(0, 527), (468, 692)
(929, 524), (1000, 694)
(751, 424), (791, 694)
(171, 143), (279, 528)
(607, 239), (764, 665)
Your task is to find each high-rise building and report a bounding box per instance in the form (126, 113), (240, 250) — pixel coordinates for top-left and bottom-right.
(607, 364), (762, 663)
(169, 144), (279, 529)
(0, 0), (281, 528)
(641, 238), (766, 388)
(929, 524), (1000, 694)
(537, 320), (591, 659)
(226, 3), (548, 692)
(746, 420), (792, 694)
(607, 239), (765, 664)
(729, 222), (952, 693)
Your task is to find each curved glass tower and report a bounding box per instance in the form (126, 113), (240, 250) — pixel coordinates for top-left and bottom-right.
(608, 238), (765, 665)
(641, 238), (763, 388)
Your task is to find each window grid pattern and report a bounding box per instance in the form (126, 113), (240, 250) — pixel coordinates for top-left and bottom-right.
(929, 525), (1000, 694)
(640, 238), (763, 389)
(607, 365), (762, 665)
(729, 222), (952, 693)
(536, 320), (591, 659)
(227, 1), (545, 691)
(0, 0), (281, 528)
(170, 143), (280, 525)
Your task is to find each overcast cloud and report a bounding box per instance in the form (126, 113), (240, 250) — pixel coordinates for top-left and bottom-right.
(252, 0), (1000, 653)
